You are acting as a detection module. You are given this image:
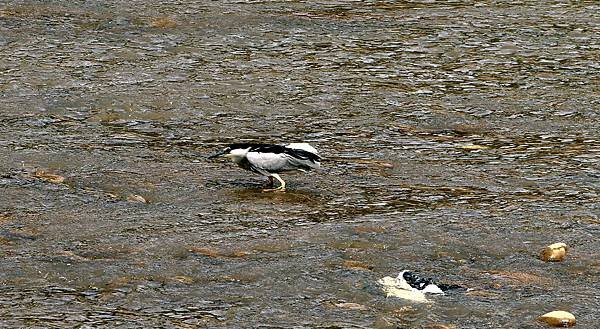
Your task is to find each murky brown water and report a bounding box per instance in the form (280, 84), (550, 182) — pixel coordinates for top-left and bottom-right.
(1, 1), (599, 328)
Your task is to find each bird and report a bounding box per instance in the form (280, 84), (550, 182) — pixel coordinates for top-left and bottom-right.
(396, 270), (446, 294)
(208, 142), (321, 191)
(378, 270), (465, 303)
(398, 270), (464, 293)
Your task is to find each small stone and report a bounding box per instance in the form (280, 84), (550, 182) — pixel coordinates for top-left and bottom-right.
(333, 302), (368, 310)
(538, 310), (576, 327)
(171, 276), (194, 284)
(541, 243), (568, 262)
(231, 250), (250, 257)
(458, 144), (490, 150)
(59, 250), (89, 262)
(0, 237), (14, 245)
(127, 194), (147, 203)
(188, 246), (220, 257)
(150, 17), (177, 28)
(343, 260), (373, 271)
(34, 170), (65, 183)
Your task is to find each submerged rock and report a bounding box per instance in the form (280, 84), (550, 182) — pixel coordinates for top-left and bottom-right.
(333, 302), (368, 310)
(33, 169), (65, 184)
(343, 260), (373, 271)
(127, 194), (147, 203)
(150, 17), (177, 28)
(538, 310), (576, 327)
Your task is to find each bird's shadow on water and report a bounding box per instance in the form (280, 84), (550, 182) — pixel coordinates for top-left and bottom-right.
(232, 188), (324, 203)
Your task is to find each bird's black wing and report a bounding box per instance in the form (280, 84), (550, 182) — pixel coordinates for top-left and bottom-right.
(241, 144), (318, 161)
(284, 147), (321, 162)
(402, 271), (436, 290)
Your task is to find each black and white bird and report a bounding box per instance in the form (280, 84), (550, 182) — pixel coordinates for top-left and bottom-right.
(397, 270), (446, 294)
(208, 143), (321, 191)
(378, 270), (464, 303)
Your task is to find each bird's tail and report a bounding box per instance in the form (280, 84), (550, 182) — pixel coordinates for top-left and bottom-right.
(286, 143), (320, 156)
(286, 143), (320, 170)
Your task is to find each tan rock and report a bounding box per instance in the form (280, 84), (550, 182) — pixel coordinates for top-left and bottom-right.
(541, 243), (568, 262)
(150, 17), (177, 29)
(538, 310), (576, 327)
(333, 302), (368, 310)
(343, 260), (373, 271)
(171, 276), (194, 284)
(34, 170), (65, 184)
(188, 246), (220, 257)
(459, 143), (490, 150)
(127, 194), (147, 203)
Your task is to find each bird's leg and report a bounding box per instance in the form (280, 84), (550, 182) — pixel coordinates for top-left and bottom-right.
(262, 174), (286, 192)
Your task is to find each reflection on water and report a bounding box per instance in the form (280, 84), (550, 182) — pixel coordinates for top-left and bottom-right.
(1, 1), (599, 327)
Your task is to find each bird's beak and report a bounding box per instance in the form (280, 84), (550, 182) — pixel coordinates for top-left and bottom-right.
(207, 150), (226, 159)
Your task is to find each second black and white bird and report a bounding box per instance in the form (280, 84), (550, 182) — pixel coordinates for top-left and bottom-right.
(208, 143), (321, 191)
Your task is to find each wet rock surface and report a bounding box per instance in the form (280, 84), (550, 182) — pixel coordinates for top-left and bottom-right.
(1, 1), (599, 328)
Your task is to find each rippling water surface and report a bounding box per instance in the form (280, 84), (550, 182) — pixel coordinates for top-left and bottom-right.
(1, 1), (599, 328)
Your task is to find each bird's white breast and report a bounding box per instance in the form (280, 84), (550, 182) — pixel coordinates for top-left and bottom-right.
(246, 152), (290, 171)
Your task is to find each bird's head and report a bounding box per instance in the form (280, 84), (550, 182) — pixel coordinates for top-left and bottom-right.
(208, 144), (251, 163)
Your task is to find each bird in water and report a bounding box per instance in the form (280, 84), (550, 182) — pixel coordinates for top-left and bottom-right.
(208, 143), (321, 192)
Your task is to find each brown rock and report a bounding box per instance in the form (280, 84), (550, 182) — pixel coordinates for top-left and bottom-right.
(59, 250), (89, 262)
(127, 194), (147, 203)
(150, 17), (177, 28)
(333, 302), (368, 310)
(34, 170), (65, 184)
(0, 237), (14, 245)
(171, 276), (194, 284)
(541, 243), (568, 262)
(188, 246), (220, 257)
(459, 144), (490, 150)
(231, 250), (250, 257)
(343, 260), (373, 271)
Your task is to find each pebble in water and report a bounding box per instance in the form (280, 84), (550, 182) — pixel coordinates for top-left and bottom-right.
(33, 170), (65, 184)
(540, 243), (568, 262)
(538, 310), (576, 327)
(126, 194), (147, 203)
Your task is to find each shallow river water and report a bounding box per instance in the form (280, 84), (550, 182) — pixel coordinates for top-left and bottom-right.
(1, 1), (599, 328)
